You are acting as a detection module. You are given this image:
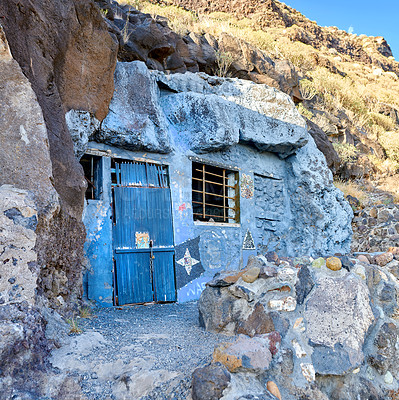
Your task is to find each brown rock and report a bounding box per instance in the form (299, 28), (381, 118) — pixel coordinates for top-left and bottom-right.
(369, 208), (378, 218)
(326, 257), (342, 271)
(235, 303), (275, 337)
(242, 267), (260, 283)
(267, 381), (282, 400)
(0, 0), (117, 308)
(223, 270), (249, 284)
(388, 247), (399, 255)
(374, 252), (394, 267)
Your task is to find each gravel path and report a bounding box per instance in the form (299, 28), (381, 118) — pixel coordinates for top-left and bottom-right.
(54, 301), (233, 400)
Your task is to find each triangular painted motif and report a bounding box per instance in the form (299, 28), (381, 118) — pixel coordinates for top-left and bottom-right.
(242, 229), (256, 250)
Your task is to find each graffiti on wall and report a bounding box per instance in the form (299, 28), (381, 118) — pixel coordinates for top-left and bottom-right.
(240, 174), (254, 199)
(242, 229), (256, 250)
(175, 236), (204, 289)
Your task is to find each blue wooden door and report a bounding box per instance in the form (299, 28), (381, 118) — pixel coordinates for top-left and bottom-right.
(113, 162), (176, 305)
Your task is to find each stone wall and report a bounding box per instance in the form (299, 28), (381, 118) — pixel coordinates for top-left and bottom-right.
(195, 251), (399, 399)
(352, 203), (399, 253)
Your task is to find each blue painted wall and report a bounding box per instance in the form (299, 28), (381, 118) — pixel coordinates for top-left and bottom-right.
(83, 140), (291, 305)
(82, 156), (114, 306)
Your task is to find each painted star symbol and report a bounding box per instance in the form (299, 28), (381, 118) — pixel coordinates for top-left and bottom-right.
(177, 248), (200, 275)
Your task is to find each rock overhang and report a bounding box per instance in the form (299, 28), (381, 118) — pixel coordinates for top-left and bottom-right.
(98, 61), (309, 157)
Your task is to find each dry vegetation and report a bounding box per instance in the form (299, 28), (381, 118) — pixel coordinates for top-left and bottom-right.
(333, 179), (369, 206)
(123, 0), (399, 196)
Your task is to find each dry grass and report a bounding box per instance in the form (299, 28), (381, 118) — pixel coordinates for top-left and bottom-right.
(66, 318), (82, 335)
(121, 0), (399, 171)
(332, 143), (359, 163)
(334, 179), (369, 205)
(376, 175), (399, 202)
(79, 306), (96, 319)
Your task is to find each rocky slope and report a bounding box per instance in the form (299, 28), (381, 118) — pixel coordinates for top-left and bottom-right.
(95, 0), (399, 184)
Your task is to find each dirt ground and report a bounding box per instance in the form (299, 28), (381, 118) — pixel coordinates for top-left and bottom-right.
(49, 301), (233, 400)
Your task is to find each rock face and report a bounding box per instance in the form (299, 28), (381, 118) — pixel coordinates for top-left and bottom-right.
(95, 0), (304, 102)
(0, 0), (118, 308)
(197, 253), (399, 399)
(157, 0), (398, 74)
(0, 1), (117, 397)
(98, 61), (171, 152)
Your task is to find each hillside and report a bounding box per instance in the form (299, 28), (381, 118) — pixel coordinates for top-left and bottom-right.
(97, 0), (399, 201)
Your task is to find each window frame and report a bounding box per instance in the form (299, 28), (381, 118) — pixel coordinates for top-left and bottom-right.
(191, 161), (240, 224)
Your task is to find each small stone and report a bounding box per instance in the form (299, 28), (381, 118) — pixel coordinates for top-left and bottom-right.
(277, 268), (296, 283)
(192, 363), (231, 400)
(266, 381), (281, 400)
(311, 257), (325, 269)
(242, 267), (260, 283)
(8, 277), (16, 284)
(369, 208), (378, 218)
(353, 265), (366, 280)
(357, 254), (370, 264)
(259, 265), (278, 279)
(292, 339), (306, 358)
(353, 368), (360, 374)
(300, 363), (315, 382)
(339, 255), (354, 271)
(326, 257), (342, 271)
(295, 265), (314, 305)
(385, 371), (393, 384)
(374, 252), (394, 267)
(235, 303), (275, 337)
(268, 296), (296, 312)
(388, 247), (399, 255)
(265, 251), (279, 264)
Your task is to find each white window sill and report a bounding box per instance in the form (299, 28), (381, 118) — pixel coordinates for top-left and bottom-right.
(194, 221), (240, 227)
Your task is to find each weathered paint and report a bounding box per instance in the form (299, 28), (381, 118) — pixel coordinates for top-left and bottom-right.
(84, 140), (290, 304)
(82, 156), (114, 306)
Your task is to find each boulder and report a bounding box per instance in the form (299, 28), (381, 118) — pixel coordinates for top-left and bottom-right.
(98, 61), (171, 152)
(160, 91), (240, 153)
(305, 274), (374, 375)
(213, 333), (280, 373)
(153, 70), (309, 157)
(192, 363), (231, 400)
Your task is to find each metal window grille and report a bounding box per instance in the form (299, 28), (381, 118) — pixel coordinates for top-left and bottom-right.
(80, 154), (101, 200)
(192, 162), (239, 223)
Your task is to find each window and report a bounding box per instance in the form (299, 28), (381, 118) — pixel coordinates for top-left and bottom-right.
(192, 161), (239, 223)
(80, 154), (101, 200)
